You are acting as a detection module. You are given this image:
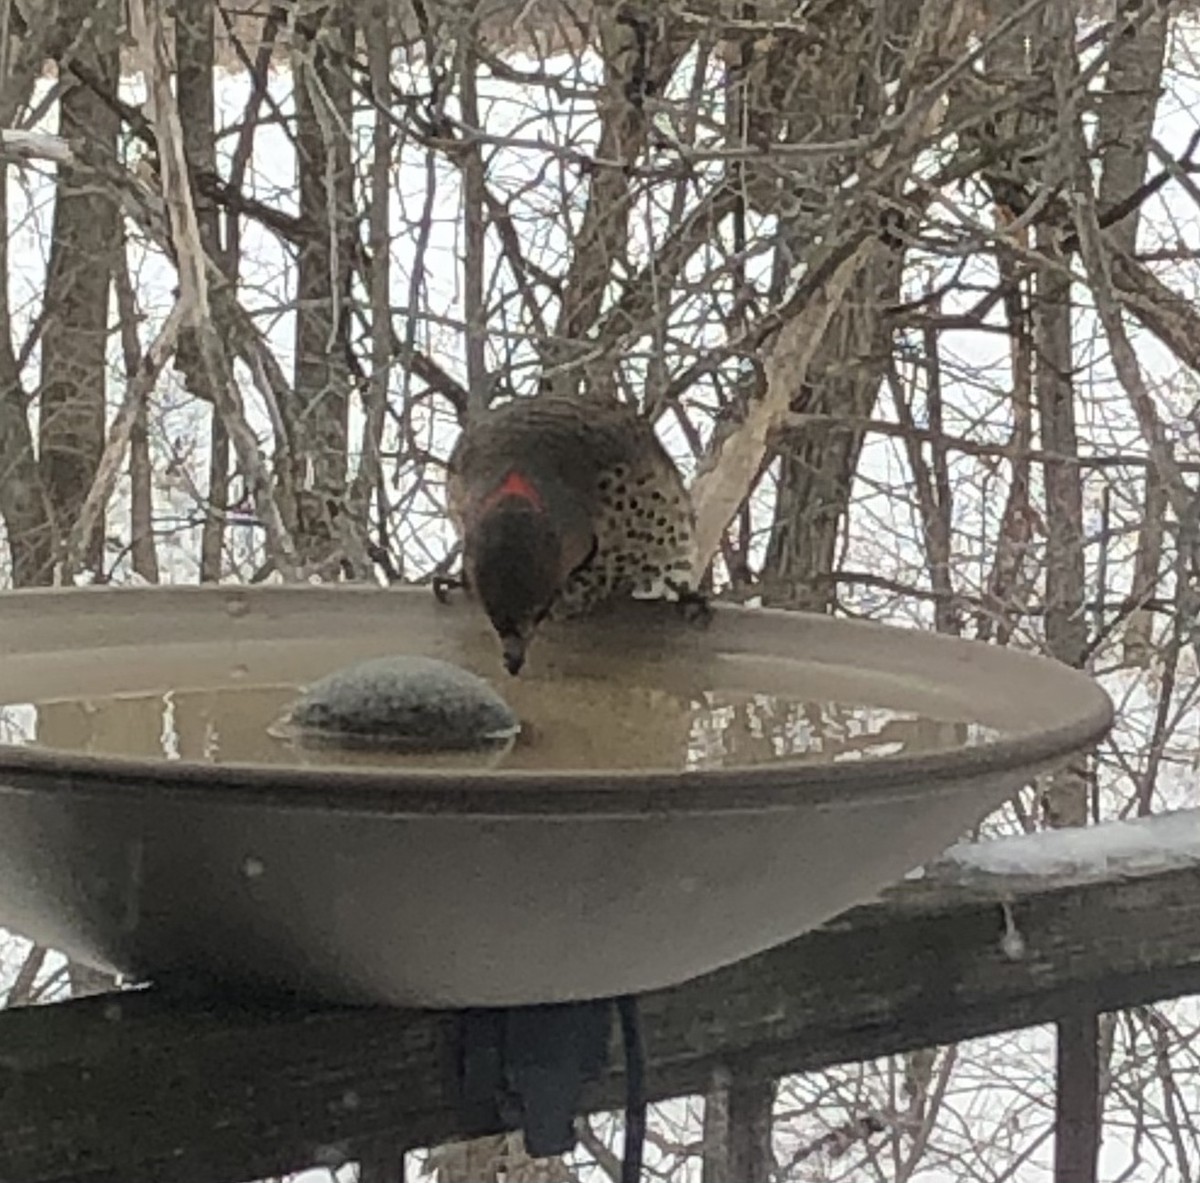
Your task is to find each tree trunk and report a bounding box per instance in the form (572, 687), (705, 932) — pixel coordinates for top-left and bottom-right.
(757, 0), (918, 611)
(1091, 0), (1170, 665)
(763, 256), (903, 611)
(1049, 7), (1167, 1178)
(0, 203), (54, 586)
(174, 0), (228, 583)
(36, 0), (121, 580)
(1023, 7), (1099, 1179)
(541, 10), (692, 402)
(0, 7), (59, 584)
(702, 1068), (776, 1183)
(288, 0), (356, 573)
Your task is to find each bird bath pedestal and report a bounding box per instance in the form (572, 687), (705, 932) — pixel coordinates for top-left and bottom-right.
(0, 585), (1112, 1175)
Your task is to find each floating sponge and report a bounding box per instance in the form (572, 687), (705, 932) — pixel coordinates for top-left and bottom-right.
(285, 655), (520, 752)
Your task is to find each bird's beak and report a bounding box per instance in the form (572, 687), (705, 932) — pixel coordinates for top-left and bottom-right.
(501, 632), (528, 676)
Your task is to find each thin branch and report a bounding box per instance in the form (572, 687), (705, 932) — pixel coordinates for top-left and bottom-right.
(113, 238), (160, 584)
(457, 26), (488, 412)
(5, 944), (47, 1007)
(348, 2), (392, 521)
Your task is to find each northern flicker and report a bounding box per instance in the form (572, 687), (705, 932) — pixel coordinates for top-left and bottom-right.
(443, 394), (701, 674)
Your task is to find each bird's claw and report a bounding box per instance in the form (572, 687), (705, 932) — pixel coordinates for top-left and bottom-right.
(432, 573), (466, 604)
(667, 579), (712, 627)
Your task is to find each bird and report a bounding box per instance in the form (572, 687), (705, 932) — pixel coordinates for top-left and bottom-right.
(442, 394), (702, 675)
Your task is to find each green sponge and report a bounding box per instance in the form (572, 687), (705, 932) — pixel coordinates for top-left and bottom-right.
(286, 655), (520, 752)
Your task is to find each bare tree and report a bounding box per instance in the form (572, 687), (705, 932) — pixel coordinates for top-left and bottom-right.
(3, 0), (1200, 1178)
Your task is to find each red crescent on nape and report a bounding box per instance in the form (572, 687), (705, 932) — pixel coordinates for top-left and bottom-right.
(479, 469), (544, 513)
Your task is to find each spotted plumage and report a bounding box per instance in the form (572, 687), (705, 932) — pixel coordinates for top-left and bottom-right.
(444, 394), (699, 673)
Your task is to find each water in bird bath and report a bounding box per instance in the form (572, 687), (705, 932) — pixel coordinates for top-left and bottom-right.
(0, 637), (1001, 773)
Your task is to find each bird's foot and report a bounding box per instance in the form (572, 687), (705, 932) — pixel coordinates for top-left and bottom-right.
(432, 572), (467, 604)
(666, 579), (712, 627)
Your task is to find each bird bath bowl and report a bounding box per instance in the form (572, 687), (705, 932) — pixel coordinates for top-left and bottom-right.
(0, 584), (1112, 1008)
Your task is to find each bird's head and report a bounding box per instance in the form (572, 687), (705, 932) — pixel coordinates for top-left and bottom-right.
(466, 470), (590, 675)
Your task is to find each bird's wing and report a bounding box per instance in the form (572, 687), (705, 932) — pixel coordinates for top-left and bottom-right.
(448, 395), (692, 523)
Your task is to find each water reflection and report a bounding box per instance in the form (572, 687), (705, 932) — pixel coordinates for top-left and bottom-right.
(2, 679), (999, 774)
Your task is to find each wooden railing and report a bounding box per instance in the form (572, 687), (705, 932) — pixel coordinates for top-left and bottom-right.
(5, 811), (1200, 1183)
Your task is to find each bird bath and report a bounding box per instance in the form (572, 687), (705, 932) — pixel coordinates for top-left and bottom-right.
(0, 584), (1112, 1008)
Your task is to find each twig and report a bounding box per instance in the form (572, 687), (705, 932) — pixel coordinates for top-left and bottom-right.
(780, 412), (1200, 472)
(887, 336), (958, 634)
(218, 4), (286, 270)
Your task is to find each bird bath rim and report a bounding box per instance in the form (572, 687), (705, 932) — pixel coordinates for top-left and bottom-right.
(0, 583), (1114, 818)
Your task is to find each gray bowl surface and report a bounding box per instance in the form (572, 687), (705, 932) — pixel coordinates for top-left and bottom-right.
(0, 585), (1113, 1006)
